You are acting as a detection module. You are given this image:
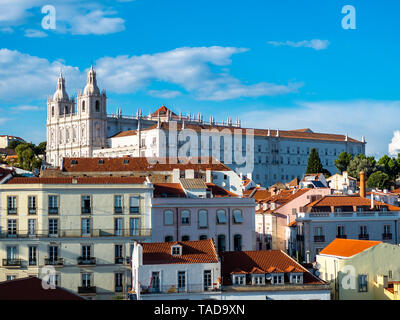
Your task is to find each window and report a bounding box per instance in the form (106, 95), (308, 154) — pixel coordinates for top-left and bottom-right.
(198, 210), (208, 229)
(216, 210), (227, 224)
(389, 270), (393, 279)
(28, 196), (36, 214)
(48, 246), (58, 263)
(233, 275), (245, 285)
(129, 196), (140, 214)
(217, 235), (226, 252)
(95, 100), (100, 112)
(181, 235), (190, 241)
(82, 101), (85, 112)
(233, 209), (243, 224)
(6, 275), (16, 281)
(7, 219), (17, 237)
(48, 195), (58, 214)
(82, 218), (91, 236)
(49, 219), (58, 236)
(114, 218), (123, 236)
(253, 276), (264, 285)
(6, 246), (17, 263)
(164, 210), (174, 225)
(81, 245), (91, 260)
(81, 195), (91, 214)
(181, 210), (190, 225)
(234, 234), (242, 251)
(28, 219), (36, 236)
(337, 225), (345, 237)
(51, 106), (55, 116)
(203, 270), (212, 290)
(28, 246), (37, 266)
(115, 273), (123, 292)
(115, 245), (123, 264)
(384, 225), (391, 234)
(290, 274), (303, 284)
(114, 195), (123, 214)
(151, 272), (160, 293)
(7, 196), (17, 214)
(129, 217), (140, 236)
(272, 274), (284, 284)
(358, 275), (368, 292)
(165, 235), (173, 242)
(178, 271), (186, 290)
(171, 245), (182, 255)
(360, 225), (368, 236)
(199, 235), (207, 240)
(82, 273), (91, 288)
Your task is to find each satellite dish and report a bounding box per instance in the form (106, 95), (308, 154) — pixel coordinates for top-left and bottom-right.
(265, 273), (272, 280)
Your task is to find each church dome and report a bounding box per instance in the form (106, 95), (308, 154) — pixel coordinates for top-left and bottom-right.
(83, 65), (100, 95)
(53, 74), (69, 101)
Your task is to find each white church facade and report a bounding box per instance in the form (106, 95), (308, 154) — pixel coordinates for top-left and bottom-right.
(46, 67), (366, 187)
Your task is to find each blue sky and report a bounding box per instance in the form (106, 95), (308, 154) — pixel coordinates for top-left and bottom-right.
(1, 0), (400, 157)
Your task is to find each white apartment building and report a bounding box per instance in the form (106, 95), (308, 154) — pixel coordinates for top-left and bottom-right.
(45, 69), (366, 187)
(0, 135), (25, 149)
(131, 239), (222, 300)
(0, 176), (153, 299)
(296, 195), (400, 262)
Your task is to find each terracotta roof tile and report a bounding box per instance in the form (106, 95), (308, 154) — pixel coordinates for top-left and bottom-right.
(141, 239), (219, 265)
(319, 238), (381, 258)
(220, 250), (324, 285)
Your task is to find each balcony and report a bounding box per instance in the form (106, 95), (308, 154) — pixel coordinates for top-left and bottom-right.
(7, 208), (17, 215)
(77, 257), (96, 265)
(48, 207), (58, 215)
(28, 207), (36, 215)
(115, 285), (123, 292)
(2, 259), (22, 267)
(78, 286), (97, 294)
(81, 207), (91, 214)
(0, 228), (151, 239)
(114, 207), (123, 214)
(336, 234), (347, 239)
(358, 234), (369, 240)
(44, 258), (64, 266)
(383, 233), (393, 240)
(115, 257), (124, 264)
(314, 235), (325, 243)
(28, 259), (37, 266)
(141, 284), (221, 295)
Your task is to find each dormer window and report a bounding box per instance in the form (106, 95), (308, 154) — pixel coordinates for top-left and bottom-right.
(252, 275), (265, 285)
(232, 274), (246, 285)
(290, 273), (303, 284)
(171, 245), (182, 256)
(98, 159), (104, 164)
(271, 274), (284, 284)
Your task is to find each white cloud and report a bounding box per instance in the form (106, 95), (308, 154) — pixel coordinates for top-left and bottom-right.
(239, 100), (400, 157)
(10, 105), (44, 112)
(389, 131), (400, 156)
(0, 0), (125, 35)
(24, 28), (47, 38)
(96, 46), (301, 101)
(148, 90), (182, 99)
(268, 39), (330, 50)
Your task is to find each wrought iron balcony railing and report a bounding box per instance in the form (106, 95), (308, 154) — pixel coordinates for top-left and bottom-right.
(314, 235), (325, 243)
(44, 258), (64, 266)
(2, 259), (22, 267)
(383, 233), (392, 240)
(358, 234), (369, 240)
(78, 286), (97, 294)
(77, 257), (96, 265)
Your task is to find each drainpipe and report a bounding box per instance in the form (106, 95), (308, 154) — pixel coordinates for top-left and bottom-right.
(228, 207), (231, 251)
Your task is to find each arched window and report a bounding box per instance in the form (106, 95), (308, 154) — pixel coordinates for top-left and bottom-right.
(217, 234), (226, 252)
(95, 100), (100, 112)
(233, 209), (243, 224)
(216, 209), (227, 224)
(198, 210), (208, 229)
(82, 101), (85, 112)
(181, 210), (190, 225)
(234, 234), (242, 251)
(65, 105), (69, 114)
(181, 235), (190, 241)
(164, 210), (174, 226)
(51, 106), (54, 117)
(165, 235), (173, 242)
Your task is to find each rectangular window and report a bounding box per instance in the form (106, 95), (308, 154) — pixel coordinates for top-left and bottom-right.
(151, 272), (160, 292)
(48, 195), (58, 214)
(115, 273), (123, 292)
(7, 219), (17, 237)
(82, 273), (91, 287)
(204, 270), (212, 290)
(115, 245), (123, 264)
(48, 246), (58, 263)
(216, 210), (227, 224)
(28, 246), (37, 266)
(181, 210), (190, 225)
(384, 225), (391, 234)
(28, 196), (36, 214)
(233, 210), (243, 223)
(129, 217), (140, 236)
(114, 195), (123, 214)
(48, 219), (58, 236)
(7, 196), (17, 214)
(177, 271), (186, 290)
(81, 195), (91, 214)
(198, 210), (208, 229)
(114, 218), (123, 236)
(164, 210), (174, 225)
(28, 219), (36, 236)
(358, 275), (368, 292)
(81, 245), (91, 260)
(129, 196), (140, 214)
(81, 218), (91, 236)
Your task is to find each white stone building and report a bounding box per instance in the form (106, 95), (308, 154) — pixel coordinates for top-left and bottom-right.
(46, 70), (366, 187)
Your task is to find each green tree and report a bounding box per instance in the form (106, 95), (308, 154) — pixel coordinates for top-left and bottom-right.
(367, 171), (390, 190)
(347, 154), (377, 179)
(8, 140), (22, 149)
(35, 141), (47, 155)
(15, 143), (42, 171)
(334, 151), (353, 173)
(306, 148), (323, 174)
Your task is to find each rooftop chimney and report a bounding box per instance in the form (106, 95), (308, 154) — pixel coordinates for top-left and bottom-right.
(360, 171), (366, 198)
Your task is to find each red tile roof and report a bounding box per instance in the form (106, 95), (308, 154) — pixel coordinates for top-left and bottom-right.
(110, 130), (137, 138)
(220, 250), (324, 285)
(6, 176), (146, 185)
(141, 239), (219, 265)
(0, 277), (84, 300)
(319, 238), (381, 258)
(62, 157), (231, 172)
(151, 105), (177, 117)
(153, 182), (238, 198)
